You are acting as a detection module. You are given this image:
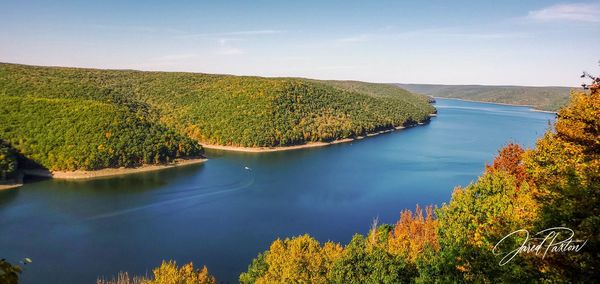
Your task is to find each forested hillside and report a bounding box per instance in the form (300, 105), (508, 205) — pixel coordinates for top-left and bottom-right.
(0, 96), (203, 171)
(0, 63), (434, 171)
(318, 80), (415, 98)
(398, 83), (572, 111)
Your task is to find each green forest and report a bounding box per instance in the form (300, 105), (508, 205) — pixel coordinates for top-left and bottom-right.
(398, 83), (572, 111)
(0, 96), (203, 171)
(0, 63), (434, 172)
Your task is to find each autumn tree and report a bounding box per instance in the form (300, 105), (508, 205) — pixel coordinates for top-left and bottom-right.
(147, 261), (216, 284)
(98, 261), (216, 284)
(485, 143), (529, 186)
(240, 234), (343, 284)
(523, 85), (600, 281)
(386, 205), (439, 262)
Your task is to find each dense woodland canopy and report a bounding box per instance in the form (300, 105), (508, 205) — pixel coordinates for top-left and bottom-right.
(0, 63), (434, 171)
(0, 95), (203, 171)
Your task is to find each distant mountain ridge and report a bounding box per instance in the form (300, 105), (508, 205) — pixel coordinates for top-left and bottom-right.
(396, 83), (573, 111)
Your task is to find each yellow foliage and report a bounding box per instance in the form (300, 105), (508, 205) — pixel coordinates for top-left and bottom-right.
(184, 124), (204, 142)
(524, 89), (599, 191)
(439, 172), (540, 251)
(143, 260), (216, 284)
(520, 88), (600, 279)
(256, 234), (343, 284)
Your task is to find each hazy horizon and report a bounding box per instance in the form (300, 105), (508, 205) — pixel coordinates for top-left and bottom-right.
(0, 61), (578, 88)
(1, 0), (599, 87)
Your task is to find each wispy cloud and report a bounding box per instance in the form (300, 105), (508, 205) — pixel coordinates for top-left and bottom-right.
(216, 47), (245, 55)
(147, 29), (280, 57)
(333, 28), (438, 44)
(93, 25), (285, 40)
(217, 38), (242, 45)
(337, 34), (370, 43)
(178, 30), (283, 55)
(527, 2), (600, 23)
(333, 27), (528, 44)
(152, 53), (199, 61)
(214, 37), (246, 56)
(179, 29), (284, 39)
(442, 32), (529, 39)
(93, 24), (187, 34)
(315, 65), (357, 71)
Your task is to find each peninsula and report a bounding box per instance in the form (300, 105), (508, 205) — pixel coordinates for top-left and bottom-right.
(0, 63), (435, 180)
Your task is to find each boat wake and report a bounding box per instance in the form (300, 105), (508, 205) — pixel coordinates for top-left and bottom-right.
(86, 170), (254, 221)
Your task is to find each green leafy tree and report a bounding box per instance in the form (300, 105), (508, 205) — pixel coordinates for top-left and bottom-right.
(420, 171), (541, 282)
(329, 234), (417, 284)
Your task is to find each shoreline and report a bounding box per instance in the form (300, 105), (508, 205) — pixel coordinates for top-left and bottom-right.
(7, 115), (436, 180)
(434, 97), (558, 113)
(202, 125), (410, 153)
(7, 117), (435, 181)
(22, 158), (206, 180)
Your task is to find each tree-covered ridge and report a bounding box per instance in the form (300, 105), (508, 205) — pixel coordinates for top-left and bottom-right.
(317, 80), (417, 98)
(0, 63), (434, 149)
(398, 83), (572, 111)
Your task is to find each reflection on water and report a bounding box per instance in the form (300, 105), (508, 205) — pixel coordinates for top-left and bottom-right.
(0, 99), (555, 283)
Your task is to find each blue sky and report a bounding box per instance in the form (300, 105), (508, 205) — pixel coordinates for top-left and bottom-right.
(1, 1), (599, 86)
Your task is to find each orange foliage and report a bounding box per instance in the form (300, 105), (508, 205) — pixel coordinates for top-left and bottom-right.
(486, 143), (529, 186)
(386, 205), (439, 261)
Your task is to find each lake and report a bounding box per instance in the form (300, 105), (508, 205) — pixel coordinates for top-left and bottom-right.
(0, 98), (555, 283)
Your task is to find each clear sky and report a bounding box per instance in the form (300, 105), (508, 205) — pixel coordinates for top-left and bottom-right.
(1, 1), (599, 86)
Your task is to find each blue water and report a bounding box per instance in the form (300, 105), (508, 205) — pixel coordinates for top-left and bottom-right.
(0, 99), (555, 283)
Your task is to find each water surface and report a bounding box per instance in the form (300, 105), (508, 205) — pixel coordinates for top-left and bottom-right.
(0, 99), (555, 283)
